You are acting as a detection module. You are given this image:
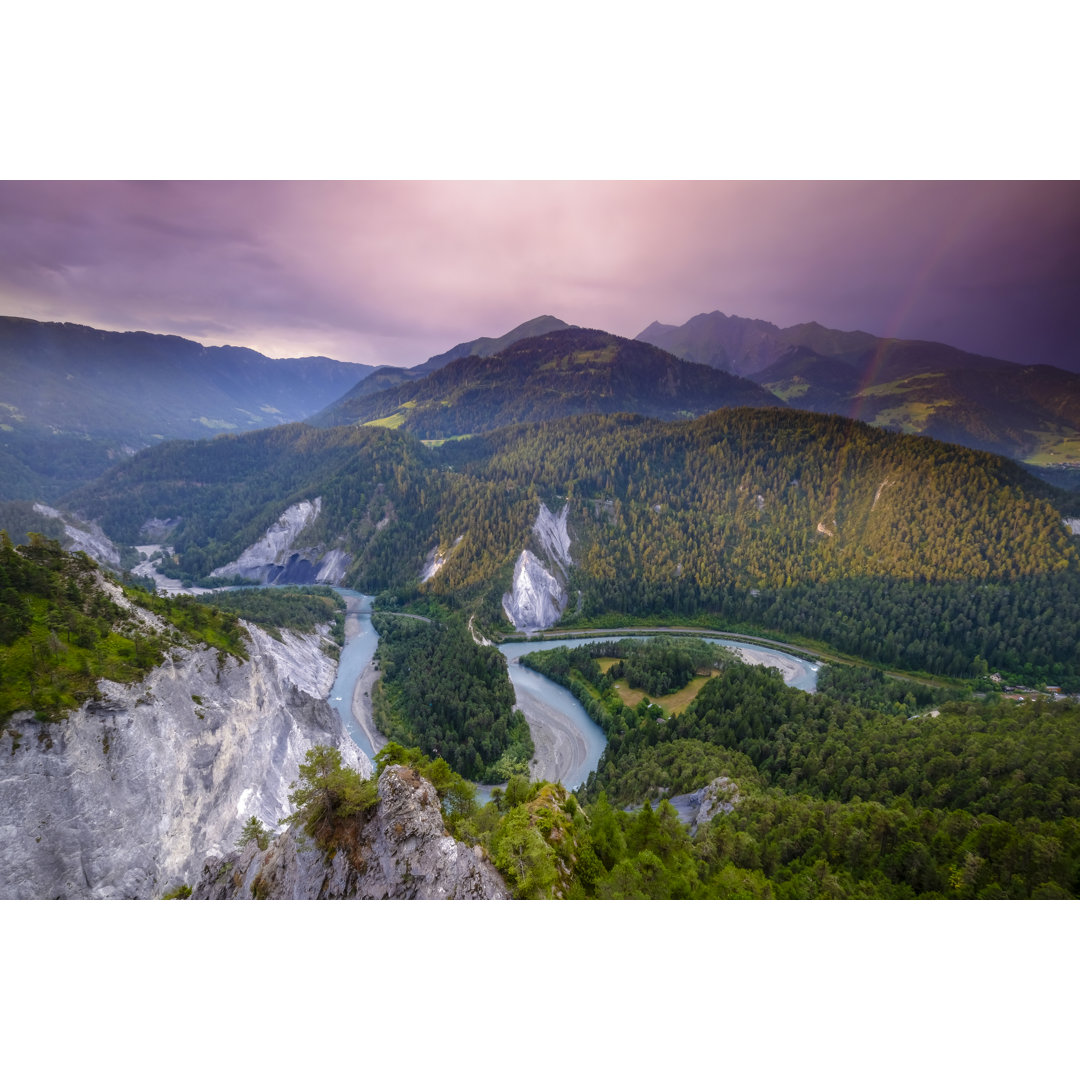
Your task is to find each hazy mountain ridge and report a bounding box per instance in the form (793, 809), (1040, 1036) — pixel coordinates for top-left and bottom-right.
(0, 315), (372, 500)
(312, 327), (782, 434)
(411, 314), (574, 376)
(311, 316), (578, 417)
(638, 310), (1080, 463)
(637, 310), (877, 374)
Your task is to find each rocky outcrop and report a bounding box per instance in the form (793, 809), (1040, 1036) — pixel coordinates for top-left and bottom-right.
(502, 503), (573, 633)
(503, 551), (565, 633)
(210, 498), (352, 585)
(193, 765), (508, 899)
(140, 517), (183, 542)
(662, 776), (742, 835)
(0, 624), (366, 899)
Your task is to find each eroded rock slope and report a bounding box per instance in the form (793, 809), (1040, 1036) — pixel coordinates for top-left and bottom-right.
(193, 765), (508, 900)
(210, 498), (352, 585)
(0, 625), (366, 899)
(502, 502), (574, 633)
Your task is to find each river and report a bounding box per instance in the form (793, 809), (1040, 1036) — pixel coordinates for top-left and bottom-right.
(326, 590), (381, 759)
(328, 595), (818, 793)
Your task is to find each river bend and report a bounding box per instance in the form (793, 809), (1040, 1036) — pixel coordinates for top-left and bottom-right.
(329, 596), (818, 793)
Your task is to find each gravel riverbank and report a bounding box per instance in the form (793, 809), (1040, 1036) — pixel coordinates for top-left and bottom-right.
(350, 661), (387, 758)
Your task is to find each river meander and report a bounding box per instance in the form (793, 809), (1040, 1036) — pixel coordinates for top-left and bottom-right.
(328, 593), (818, 792)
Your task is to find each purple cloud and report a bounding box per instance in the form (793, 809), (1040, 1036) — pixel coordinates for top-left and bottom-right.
(0, 180), (1076, 368)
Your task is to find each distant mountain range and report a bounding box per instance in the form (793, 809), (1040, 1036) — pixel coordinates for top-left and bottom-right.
(637, 310), (1080, 465)
(638, 311), (878, 376)
(311, 326), (780, 436)
(0, 316), (370, 500)
(7, 306), (1080, 506)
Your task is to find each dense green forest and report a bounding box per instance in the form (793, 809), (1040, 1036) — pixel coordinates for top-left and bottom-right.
(196, 586), (346, 646)
(370, 613), (534, 782)
(605, 636), (726, 696)
(288, 703), (1080, 898)
(62, 406), (1080, 682)
(516, 641), (1080, 897)
(0, 534), (247, 730)
(0, 501), (70, 546)
(67, 423), (441, 588)
(0, 432), (121, 503)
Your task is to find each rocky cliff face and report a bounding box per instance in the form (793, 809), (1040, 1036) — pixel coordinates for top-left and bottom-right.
(0, 624), (367, 899)
(210, 498), (351, 585)
(193, 765), (508, 900)
(502, 503), (573, 633)
(33, 503), (122, 569)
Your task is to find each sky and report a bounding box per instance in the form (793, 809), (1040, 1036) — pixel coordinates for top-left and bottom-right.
(1, 180), (1077, 371)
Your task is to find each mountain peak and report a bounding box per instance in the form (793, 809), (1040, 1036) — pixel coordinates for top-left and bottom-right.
(313, 325), (781, 435)
(411, 315), (576, 376)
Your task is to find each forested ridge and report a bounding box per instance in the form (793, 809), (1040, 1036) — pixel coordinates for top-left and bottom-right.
(448, 410), (1080, 681)
(197, 586), (346, 647)
(61, 406), (1080, 681)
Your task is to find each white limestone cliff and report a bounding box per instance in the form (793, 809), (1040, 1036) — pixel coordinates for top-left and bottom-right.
(420, 535), (464, 583)
(502, 503), (573, 633)
(0, 624), (367, 899)
(210, 498), (351, 585)
(33, 503), (122, 568)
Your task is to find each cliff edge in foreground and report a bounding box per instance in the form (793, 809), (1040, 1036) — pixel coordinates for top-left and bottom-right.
(194, 765), (508, 899)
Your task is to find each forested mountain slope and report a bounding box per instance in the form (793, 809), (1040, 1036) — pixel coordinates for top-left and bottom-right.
(64, 406), (1080, 682)
(310, 328), (781, 434)
(0, 315), (371, 500)
(66, 423), (440, 588)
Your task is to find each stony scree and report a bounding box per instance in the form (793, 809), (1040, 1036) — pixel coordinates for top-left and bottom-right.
(501, 502), (573, 633)
(210, 498), (352, 585)
(33, 503), (122, 569)
(502, 549), (566, 633)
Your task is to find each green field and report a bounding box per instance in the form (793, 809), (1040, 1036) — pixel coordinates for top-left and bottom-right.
(597, 656), (718, 716)
(362, 401), (417, 429)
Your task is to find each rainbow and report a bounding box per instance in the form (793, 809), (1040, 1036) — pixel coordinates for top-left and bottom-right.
(850, 192), (985, 421)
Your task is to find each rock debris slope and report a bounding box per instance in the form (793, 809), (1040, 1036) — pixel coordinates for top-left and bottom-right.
(502, 502), (573, 633)
(193, 765), (508, 899)
(210, 498), (351, 585)
(0, 624), (366, 899)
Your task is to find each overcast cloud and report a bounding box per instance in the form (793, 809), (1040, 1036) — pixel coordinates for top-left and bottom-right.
(0, 180), (1076, 370)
